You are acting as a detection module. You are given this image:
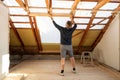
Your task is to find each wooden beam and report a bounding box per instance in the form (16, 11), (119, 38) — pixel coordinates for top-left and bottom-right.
(76, 23), (106, 25)
(9, 19), (25, 50)
(57, 0), (120, 3)
(92, 0), (110, 14)
(91, 15), (115, 50)
(91, 4), (120, 50)
(45, 0), (52, 15)
(70, 0), (80, 20)
(29, 16), (41, 51)
(77, 0), (110, 52)
(33, 17), (43, 51)
(90, 17), (109, 28)
(29, 12), (70, 17)
(16, 0), (26, 11)
(112, 4), (120, 15)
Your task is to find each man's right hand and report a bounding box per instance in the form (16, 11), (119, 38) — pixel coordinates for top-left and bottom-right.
(49, 14), (53, 20)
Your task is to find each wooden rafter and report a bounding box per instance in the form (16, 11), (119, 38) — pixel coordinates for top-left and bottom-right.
(91, 16), (115, 50)
(45, 0), (52, 14)
(58, 0), (120, 3)
(91, 4), (120, 50)
(33, 17), (43, 51)
(9, 19), (25, 49)
(70, 0), (80, 20)
(90, 17), (109, 28)
(112, 4), (120, 15)
(77, 0), (110, 52)
(16, 0), (26, 11)
(16, 0), (43, 51)
(29, 16), (40, 50)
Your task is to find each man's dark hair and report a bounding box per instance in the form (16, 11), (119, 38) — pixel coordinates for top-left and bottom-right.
(66, 21), (72, 27)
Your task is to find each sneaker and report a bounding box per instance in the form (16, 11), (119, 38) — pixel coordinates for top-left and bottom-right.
(60, 70), (64, 76)
(72, 68), (76, 73)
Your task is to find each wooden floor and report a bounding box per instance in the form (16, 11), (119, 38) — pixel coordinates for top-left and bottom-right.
(9, 59), (120, 80)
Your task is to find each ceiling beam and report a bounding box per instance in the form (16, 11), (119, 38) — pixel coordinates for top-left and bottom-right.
(29, 12), (70, 17)
(45, 0), (52, 14)
(112, 4), (120, 15)
(77, 0), (110, 52)
(90, 17), (109, 28)
(91, 4), (120, 50)
(16, 0), (26, 11)
(91, 16), (115, 50)
(70, 0), (80, 20)
(33, 17), (43, 51)
(57, 0), (120, 3)
(9, 19), (25, 50)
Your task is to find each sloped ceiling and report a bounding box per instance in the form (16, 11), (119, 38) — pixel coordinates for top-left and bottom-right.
(2, 0), (120, 54)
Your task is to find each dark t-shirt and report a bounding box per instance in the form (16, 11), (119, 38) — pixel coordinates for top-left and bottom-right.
(52, 20), (77, 45)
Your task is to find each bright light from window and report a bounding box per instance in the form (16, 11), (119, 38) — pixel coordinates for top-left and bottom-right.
(10, 16), (29, 22)
(9, 8), (27, 14)
(77, 2), (97, 9)
(52, 9), (71, 14)
(14, 23), (31, 28)
(2, 54), (9, 74)
(90, 25), (104, 29)
(36, 17), (60, 43)
(75, 10), (92, 17)
(28, 0), (46, 7)
(96, 11), (112, 17)
(100, 3), (119, 10)
(77, 25), (87, 29)
(74, 18), (90, 23)
(3, 0), (19, 6)
(52, 1), (74, 8)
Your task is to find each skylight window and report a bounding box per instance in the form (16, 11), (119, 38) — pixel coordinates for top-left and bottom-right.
(52, 9), (71, 14)
(96, 11), (112, 17)
(10, 16), (29, 22)
(75, 10), (92, 17)
(14, 23), (31, 28)
(3, 0), (19, 6)
(28, 0), (46, 7)
(101, 19), (109, 24)
(77, 2), (97, 9)
(93, 19), (103, 24)
(74, 18), (90, 23)
(52, 1), (74, 8)
(90, 25), (104, 29)
(29, 8), (48, 13)
(36, 16), (60, 43)
(76, 25), (87, 29)
(9, 8), (27, 14)
(100, 3), (119, 10)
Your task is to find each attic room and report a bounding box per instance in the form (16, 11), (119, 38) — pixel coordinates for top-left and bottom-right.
(0, 0), (120, 80)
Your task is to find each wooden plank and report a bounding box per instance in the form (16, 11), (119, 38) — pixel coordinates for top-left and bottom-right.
(29, 16), (40, 50)
(70, 0), (80, 20)
(91, 15), (115, 50)
(9, 19), (25, 50)
(91, 4), (120, 50)
(29, 12), (70, 17)
(77, 0), (110, 52)
(33, 17), (43, 51)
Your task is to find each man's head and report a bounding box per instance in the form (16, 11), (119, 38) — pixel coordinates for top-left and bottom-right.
(66, 21), (72, 28)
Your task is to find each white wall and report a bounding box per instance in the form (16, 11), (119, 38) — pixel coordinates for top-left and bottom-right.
(0, 2), (9, 79)
(93, 14), (120, 70)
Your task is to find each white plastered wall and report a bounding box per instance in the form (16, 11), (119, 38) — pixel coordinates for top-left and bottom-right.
(93, 14), (120, 70)
(0, 1), (9, 79)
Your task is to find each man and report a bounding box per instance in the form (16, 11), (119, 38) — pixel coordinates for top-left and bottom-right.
(50, 16), (77, 76)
